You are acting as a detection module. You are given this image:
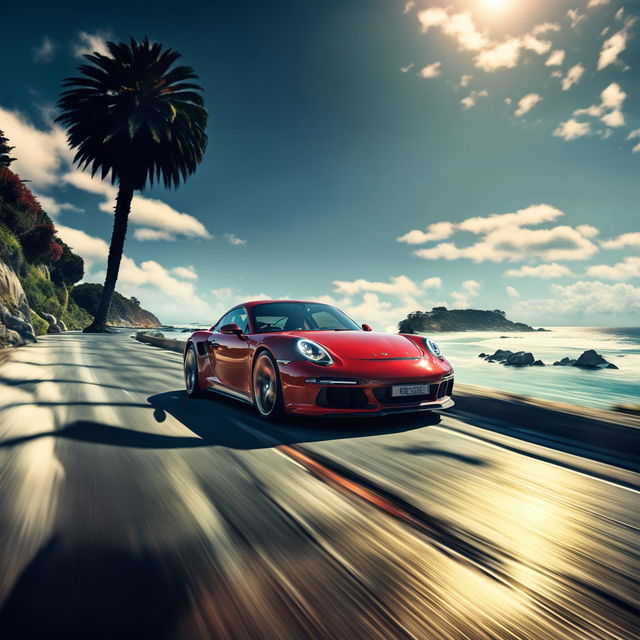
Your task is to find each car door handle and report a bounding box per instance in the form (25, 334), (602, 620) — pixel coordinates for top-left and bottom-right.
(207, 339), (220, 350)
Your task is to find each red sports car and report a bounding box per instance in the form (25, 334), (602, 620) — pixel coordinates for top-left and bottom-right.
(183, 300), (454, 418)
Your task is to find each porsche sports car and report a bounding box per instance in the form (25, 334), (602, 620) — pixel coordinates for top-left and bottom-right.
(183, 300), (454, 418)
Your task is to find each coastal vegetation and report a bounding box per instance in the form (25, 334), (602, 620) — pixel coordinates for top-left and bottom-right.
(0, 141), (91, 337)
(56, 37), (208, 332)
(399, 307), (544, 333)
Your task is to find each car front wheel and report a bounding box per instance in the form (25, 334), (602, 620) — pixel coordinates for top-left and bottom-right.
(252, 352), (283, 419)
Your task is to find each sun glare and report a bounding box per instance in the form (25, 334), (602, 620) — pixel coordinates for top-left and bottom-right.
(483, 0), (512, 10)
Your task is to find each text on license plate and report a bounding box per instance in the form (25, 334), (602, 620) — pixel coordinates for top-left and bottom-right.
(391, 383), (430, 397)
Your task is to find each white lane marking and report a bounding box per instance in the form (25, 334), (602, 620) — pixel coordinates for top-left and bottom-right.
(432, 420), (640, 495)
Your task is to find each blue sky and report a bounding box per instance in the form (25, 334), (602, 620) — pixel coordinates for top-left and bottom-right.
(1, 0), (639, 328)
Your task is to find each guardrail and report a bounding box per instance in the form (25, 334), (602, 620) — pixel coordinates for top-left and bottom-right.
(134, 331), (187, 354)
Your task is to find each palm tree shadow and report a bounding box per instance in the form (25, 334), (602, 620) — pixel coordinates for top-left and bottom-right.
(0, 536), (190, 640)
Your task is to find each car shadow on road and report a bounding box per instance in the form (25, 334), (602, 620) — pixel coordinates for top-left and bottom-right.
(147, 389), (443, 449)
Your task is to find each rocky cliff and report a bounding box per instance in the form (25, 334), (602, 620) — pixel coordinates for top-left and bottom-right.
(71, 284), (162, 328)
(399, 307), (544, 333)
(0, 259), (35, 347)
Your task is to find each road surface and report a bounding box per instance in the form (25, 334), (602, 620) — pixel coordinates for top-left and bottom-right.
(0, 332), (637, 639)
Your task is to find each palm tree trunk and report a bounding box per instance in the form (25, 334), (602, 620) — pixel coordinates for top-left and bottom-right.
(83, 181), (134, 333)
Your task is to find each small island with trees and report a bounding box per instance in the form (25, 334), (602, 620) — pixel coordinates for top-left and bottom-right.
(398, 307), (547, 333)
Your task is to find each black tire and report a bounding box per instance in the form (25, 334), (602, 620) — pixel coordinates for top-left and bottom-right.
(184, 344), (204, 398)
(252, 351), (283, 419)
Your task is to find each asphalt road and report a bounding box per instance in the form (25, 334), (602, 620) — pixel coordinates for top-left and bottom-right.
(0, 332), (637, 640)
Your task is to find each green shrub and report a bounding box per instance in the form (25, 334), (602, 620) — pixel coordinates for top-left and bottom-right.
(61, 295), (92, 330)
(22, 264), (63, 319)
(0, 222), (24, 270)
(30, 309), (49, 336)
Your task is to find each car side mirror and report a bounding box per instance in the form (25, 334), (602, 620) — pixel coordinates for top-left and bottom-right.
(362, 323), (373, 332)
(220, 323), (243, 336)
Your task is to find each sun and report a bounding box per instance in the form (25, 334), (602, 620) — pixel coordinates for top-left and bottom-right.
(482, 0), (513, 10)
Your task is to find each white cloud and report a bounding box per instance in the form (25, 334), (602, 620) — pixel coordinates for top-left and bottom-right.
(73, 32), (110, 58)
(416, 8), (555, 72)
(545, 49), (565, 66)
(406, 204), (599, 263)
(32, 192), (83, 216)
(506, 285), (520, 298)
(615, 8), (624, 21)
(504, 263), (576, 278)
(586, 256), (640, 280)
(333, 275), (420, 299)
(418, 62), (442, 78)
(573, 82), (626, 128)
(397, 222), (455, 245)
(33, 36), (55, 63)
(403, 1), (416, 14)
(0, 106), (72, 187)
(601, 232), (640, 249)
(133, 228), (176, 241)
(422, 277), (442, 289)
(514, 93), (543, 117)
(553, 119), (591, 140)
(597, 19), (635, 70)
(459, 74), (473, 88)
(56, 223), (214, 322)
(627, 129), (640, 153)
(451, 279), (480, 308)
(224, 233), (247, 246)
(575, 224), (599, 238)
(561, 63), (585, 91)
(400, 63), (415, 73)
(461, 89), (488, 110)
(549, 281), (640, 314)
(62, 170), (211, 239)
(567, 9), (585, 30)
(587, 0), (611, 7)
(172, 266), (198, 280)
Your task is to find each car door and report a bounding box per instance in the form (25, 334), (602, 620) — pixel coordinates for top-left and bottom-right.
(208, 307), (251, 396)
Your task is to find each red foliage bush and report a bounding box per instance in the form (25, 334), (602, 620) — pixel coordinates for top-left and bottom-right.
(49, 240), (63, 261)
(0, 167), (43, 217)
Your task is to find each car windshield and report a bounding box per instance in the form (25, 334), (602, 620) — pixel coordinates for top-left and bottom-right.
(250, 302), (361, 333)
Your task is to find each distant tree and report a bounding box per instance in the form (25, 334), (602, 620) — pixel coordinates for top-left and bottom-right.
(0, 130), (16, 168)
(20, 223), (56, 263)
(432, 306), (447, 312)
(131, 296), (140, 306)
(56, 37), (208, 332)
(51, 243), (85, 286)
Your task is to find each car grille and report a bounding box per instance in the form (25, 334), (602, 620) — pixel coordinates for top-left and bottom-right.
(316, 387), (370, 409)
(373, 378), (453, 405)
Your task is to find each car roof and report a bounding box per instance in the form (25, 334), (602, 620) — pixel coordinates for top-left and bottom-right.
(239, 299), (330, 310)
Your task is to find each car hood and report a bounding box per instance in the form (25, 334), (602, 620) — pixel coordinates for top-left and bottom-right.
(287, 331), (423, 360)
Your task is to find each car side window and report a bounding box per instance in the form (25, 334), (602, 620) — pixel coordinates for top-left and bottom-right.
(227, 307), (249, 334)
(213, 311), (234, 332)
(214, 307), (250, 333)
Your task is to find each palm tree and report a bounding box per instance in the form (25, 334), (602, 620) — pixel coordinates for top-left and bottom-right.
(56, 37), (207, 332)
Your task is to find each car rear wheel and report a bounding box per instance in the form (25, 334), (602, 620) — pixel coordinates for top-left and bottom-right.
(253, 352), (283, 419)
(184, 344), (203, 398)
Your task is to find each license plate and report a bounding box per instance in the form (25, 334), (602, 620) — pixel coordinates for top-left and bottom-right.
(391, 383), (430, 397)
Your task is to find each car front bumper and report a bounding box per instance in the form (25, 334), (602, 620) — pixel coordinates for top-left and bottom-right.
(278, 358), (454, 416)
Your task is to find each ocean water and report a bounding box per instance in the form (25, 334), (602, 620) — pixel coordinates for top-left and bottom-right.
(158, 325), (640, 410)
(428, 327), (640, 410)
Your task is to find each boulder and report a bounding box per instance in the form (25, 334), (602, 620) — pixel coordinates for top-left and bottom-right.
(532, 360), (545, 366)
(41, 312), (57, 325)
(573, 349), (618, 370)
(504, 351), (535, 366)
(478, 352), (487, 358)
(0, 260), (36, 347)
(484, 349), (513, 362)
(553, 357), (576, 366)
(57, 319), (67, 332)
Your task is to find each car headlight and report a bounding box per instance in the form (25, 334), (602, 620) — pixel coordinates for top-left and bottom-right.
(296, 339), (334, 366)
(422, 337), (444, 360)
